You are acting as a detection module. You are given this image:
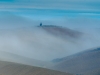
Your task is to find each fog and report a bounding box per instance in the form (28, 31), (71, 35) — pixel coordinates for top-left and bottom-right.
(0, 12), (100, 62)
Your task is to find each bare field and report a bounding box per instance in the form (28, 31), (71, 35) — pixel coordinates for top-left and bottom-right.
(0, 61), (72, 75)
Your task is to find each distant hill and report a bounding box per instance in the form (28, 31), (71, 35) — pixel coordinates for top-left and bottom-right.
(0, 51), (53, 68)
(39, 25), (82, 39)
(0, 60), (72, 75)
(52, 47), (100, 75)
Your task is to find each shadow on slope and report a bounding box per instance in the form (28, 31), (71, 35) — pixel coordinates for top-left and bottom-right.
(38, 25), (82, 39)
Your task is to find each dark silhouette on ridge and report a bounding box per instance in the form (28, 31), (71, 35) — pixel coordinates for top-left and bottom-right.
(40, 22), (42, 26)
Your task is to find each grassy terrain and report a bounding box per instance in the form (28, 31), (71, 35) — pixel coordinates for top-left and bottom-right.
(0, 60), (72, 75)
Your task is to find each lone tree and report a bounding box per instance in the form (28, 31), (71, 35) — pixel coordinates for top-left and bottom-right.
(40, 22), (42, 26)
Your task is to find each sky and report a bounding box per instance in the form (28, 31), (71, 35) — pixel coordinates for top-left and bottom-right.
(0, 0), (100, 10)
(0, 0), (100, 29)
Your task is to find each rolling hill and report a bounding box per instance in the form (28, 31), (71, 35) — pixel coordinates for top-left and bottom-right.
(0, 60), (72, 75)
(1, 25), (100, 75)
(0, 50), (53, 68)
(52, 47), (100, 75)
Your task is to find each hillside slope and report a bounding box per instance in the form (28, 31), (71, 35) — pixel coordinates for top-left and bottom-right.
(0, 51), (53, 68)
(52, 47), (100, 75)
(0, 60), (72, 75)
